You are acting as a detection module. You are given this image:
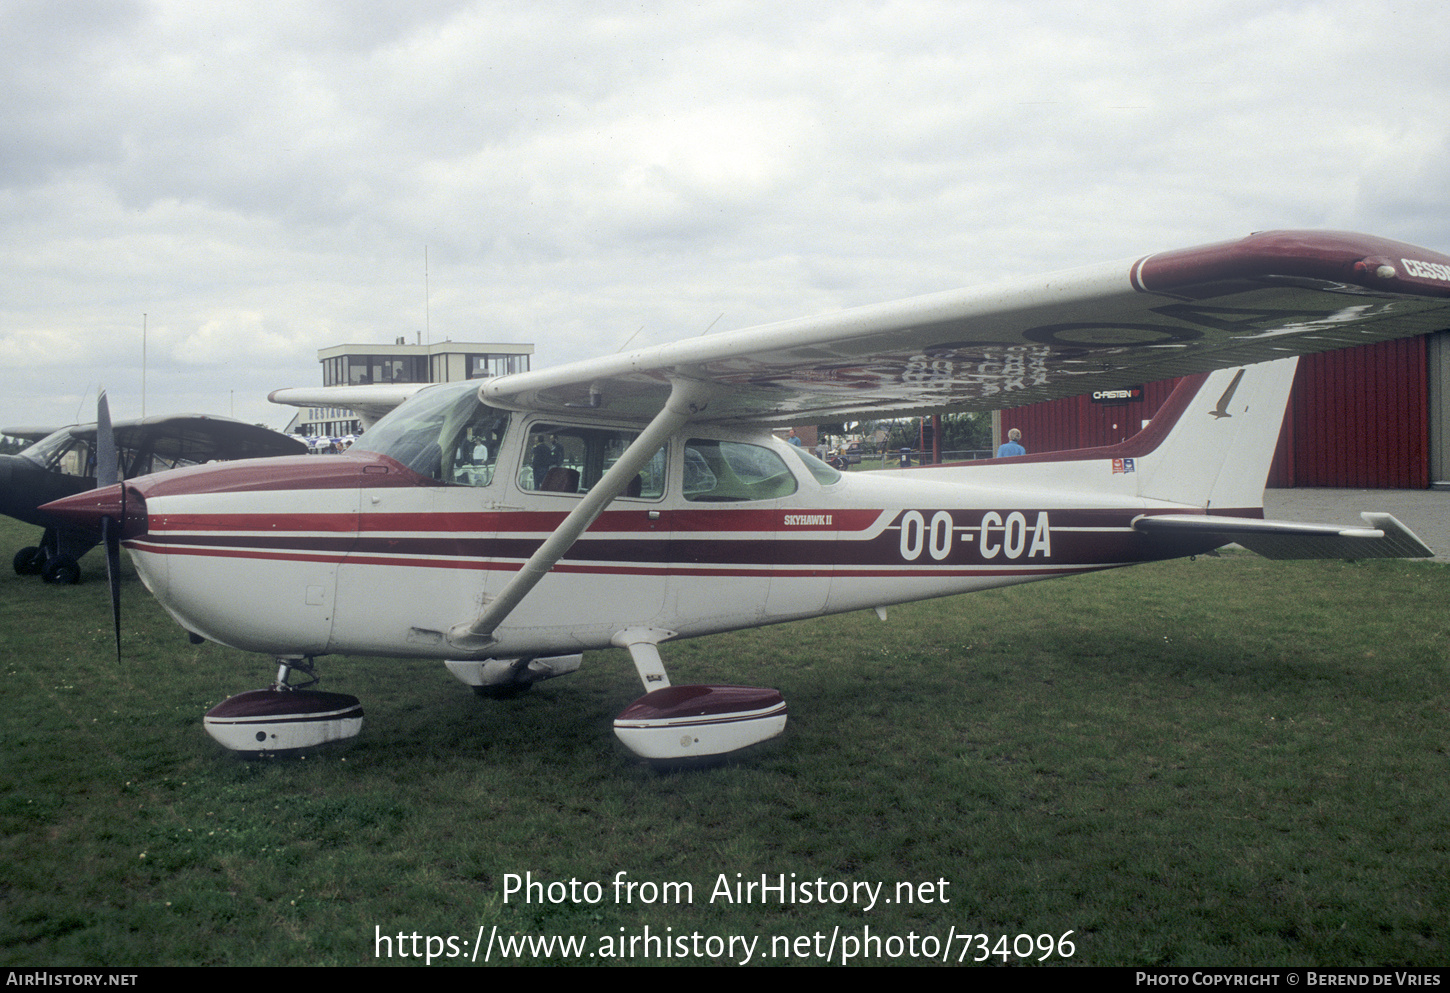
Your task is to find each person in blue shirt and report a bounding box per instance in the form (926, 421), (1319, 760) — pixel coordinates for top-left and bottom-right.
(996, 428), (1025, 458)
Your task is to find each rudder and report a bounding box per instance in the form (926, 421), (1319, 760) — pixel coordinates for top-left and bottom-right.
(1133, 357), (1296, 511)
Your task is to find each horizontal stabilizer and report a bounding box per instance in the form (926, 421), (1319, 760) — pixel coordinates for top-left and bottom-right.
(1133, 512), (1433, 560)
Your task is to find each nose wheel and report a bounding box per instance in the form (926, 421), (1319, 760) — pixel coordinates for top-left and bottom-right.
(203, 657), (363, 754)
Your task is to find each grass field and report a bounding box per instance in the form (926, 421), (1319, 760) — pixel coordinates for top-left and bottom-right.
(1, 514), (1447, 967)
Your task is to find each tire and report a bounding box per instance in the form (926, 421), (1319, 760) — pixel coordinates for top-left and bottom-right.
(41, 555), (81, 585)
(13, 547), (45, 575)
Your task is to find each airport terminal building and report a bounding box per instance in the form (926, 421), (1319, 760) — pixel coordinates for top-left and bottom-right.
(995, 332), (1450, 489)
(286, 340), (534, 439)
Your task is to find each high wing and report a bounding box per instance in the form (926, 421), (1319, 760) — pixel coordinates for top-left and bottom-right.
(480, 230), (1450, 424)
(268, 383), (430, 430)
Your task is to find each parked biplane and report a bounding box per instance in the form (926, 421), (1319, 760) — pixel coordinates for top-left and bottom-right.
(5, 407), (305, 583)
(44, 231), (1450, 761)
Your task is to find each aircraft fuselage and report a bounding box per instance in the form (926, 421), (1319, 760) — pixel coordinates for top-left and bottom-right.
(112, 425), (1222, 661)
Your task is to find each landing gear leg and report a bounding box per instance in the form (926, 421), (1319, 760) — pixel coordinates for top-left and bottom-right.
(273, 656), (319, 691)
(27, 527), (87, 584)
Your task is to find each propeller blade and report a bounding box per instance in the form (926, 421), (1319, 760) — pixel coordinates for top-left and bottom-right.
(98, 390), (123, 662)
(102, 515), (122, 665)
(96, 390), (118, 487)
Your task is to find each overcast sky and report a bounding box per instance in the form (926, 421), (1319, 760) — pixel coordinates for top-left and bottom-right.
(4, 0), (1448, 433)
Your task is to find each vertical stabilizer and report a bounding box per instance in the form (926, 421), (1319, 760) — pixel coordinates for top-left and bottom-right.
(1134, 357), (1296, 510)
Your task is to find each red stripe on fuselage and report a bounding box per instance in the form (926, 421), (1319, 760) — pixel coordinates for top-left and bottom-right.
(149, 507), (884, 534)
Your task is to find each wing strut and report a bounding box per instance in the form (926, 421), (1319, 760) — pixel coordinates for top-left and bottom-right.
(446, 377), (713, 655)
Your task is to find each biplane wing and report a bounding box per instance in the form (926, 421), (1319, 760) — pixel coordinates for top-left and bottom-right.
(480, 230), (1450, 424)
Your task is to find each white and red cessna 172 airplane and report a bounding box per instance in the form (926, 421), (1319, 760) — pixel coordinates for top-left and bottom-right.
(43, 231), (1450, 762)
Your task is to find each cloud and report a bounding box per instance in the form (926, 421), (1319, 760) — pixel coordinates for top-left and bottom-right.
(2, 0), (1448, 429)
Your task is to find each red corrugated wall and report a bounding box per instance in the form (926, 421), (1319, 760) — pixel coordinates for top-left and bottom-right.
(999, 338), (1429, 488)
(1286, 337), (1428, 488)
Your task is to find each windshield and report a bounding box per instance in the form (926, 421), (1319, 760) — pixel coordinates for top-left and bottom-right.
(18, 431), (94, 476)
(351, 382), (510, 486)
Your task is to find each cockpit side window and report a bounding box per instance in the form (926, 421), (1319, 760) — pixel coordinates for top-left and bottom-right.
(518, 423), (665, 499)
(683, 440), (798, 502)
(442, 403), (510, 487)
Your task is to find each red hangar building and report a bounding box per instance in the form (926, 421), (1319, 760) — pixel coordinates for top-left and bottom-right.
(994, 332), (1450, 490)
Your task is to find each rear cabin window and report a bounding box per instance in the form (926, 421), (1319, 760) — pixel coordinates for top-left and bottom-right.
(683, 440), (798, 502)
(787, 444), (843, 486)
